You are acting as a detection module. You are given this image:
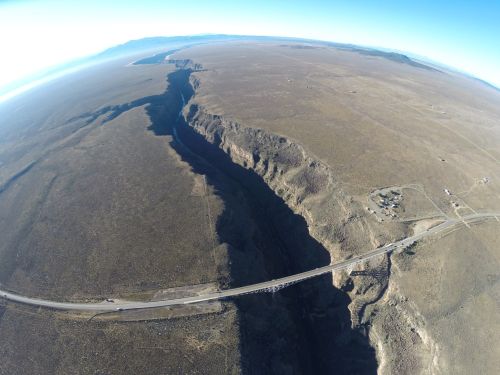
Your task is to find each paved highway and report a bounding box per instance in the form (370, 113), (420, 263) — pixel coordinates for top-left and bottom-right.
(1, 213), (498, 312)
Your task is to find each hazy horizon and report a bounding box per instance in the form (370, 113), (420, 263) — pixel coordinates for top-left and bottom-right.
(1, 0), (499, 96)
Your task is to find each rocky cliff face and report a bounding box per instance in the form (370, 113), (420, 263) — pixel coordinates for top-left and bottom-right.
(185, 101), (348, 255)
(176, 68), (444, 374)
(183, 88), (397, 323)
(168, 69), (381, 373)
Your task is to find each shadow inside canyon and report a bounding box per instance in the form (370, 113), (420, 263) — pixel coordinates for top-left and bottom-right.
(83, 67), (377, 374)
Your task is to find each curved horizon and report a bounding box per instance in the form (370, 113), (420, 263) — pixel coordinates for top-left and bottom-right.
(0, 0), (499, 101)
(0, 33), (498, 105)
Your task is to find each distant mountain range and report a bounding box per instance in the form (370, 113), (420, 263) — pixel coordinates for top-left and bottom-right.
(0, 35), (232, 100)
(1, 34), (497, 102)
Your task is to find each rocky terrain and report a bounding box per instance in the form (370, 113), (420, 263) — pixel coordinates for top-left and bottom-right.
(0, 54), (243, 375)
(0, 39), (498, 374)
(173, 42), (500, 374)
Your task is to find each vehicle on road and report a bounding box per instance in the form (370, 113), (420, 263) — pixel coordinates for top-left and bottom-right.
(0, 213), (497, 313)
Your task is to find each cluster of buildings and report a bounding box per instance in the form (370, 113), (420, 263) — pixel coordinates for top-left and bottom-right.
(379, 190), (401, 207)
(367, 189), (403, 220)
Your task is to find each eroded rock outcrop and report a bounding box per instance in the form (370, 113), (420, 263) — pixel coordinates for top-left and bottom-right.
(174, 68), (439, 374)
(186, 104), (339, 246)
(182, 93), (395, 324)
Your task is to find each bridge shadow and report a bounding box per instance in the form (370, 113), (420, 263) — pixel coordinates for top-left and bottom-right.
(78, 68), (378, 374)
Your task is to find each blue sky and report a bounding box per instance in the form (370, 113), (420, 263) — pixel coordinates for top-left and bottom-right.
(0, 0), (499, 91)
